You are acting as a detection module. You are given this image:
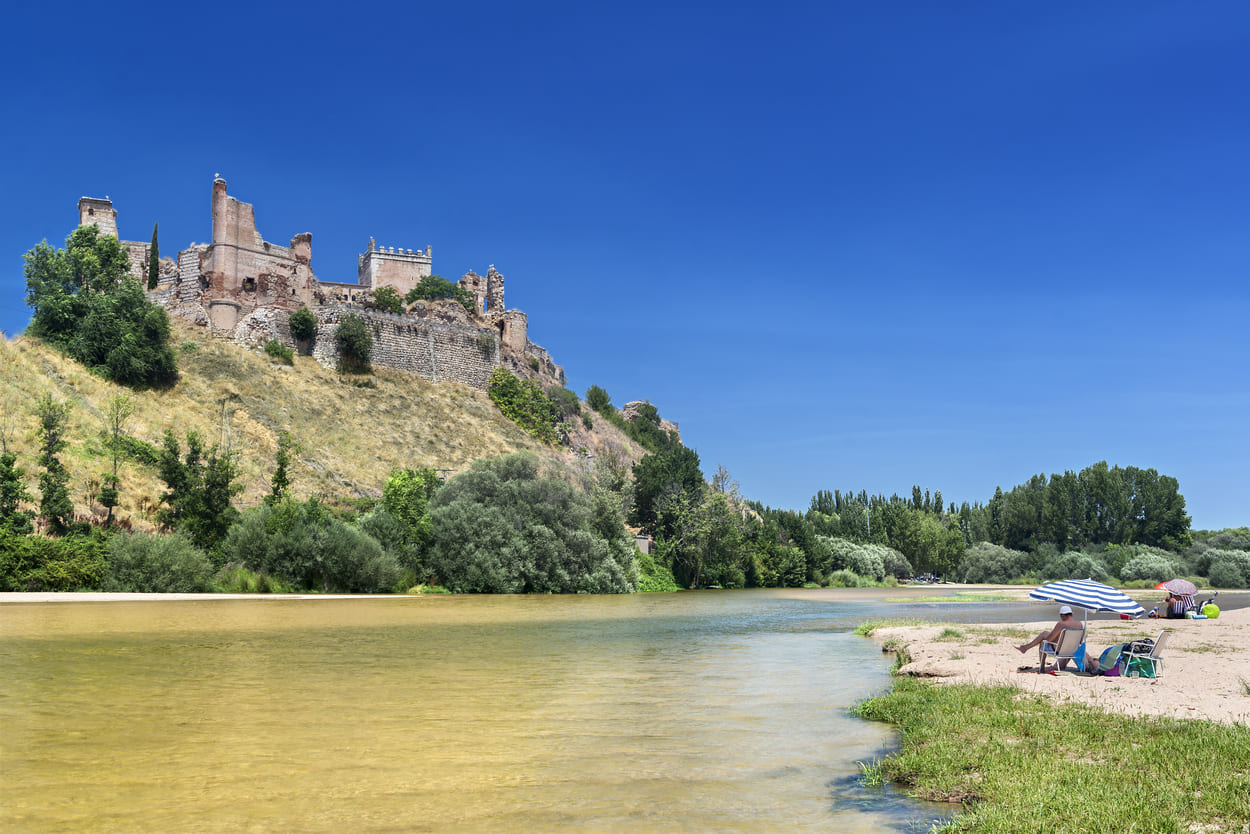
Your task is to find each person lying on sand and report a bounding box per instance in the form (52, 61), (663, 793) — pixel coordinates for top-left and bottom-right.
(1015, 606), (1083, 670)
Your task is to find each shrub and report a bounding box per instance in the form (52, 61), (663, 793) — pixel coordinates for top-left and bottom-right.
(404, 275), (475, 314)
(488, 368), (561, 444)
(264, 339), (294, 365)
(371, 286), (405, 314)
(289, 306), (317, 342)
(586, 385), (612, 413)
(828, 568), (870, 588)
(336, 314), (373, 373)
(882, 548), (914, 580)
(0, 532), (107, 591)
(635, 550), (680, 592)
(546, 386), (582, 421)
(427, 452), (635, 593)
(103, 531), (214, 592)
(1119, 550), (1182, 583)
(581, 413), (593, 430)
(1040, 550), (1110, 583)
(222, 498), (399, 592)
(959, 542), (1032, 584)
(213, 564), (292, 594)
(1207, 550), (1250, 588)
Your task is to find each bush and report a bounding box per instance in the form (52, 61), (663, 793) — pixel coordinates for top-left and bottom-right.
(488, 368), (561, 444)
(823, 537), (895, 581)
(586, 385), (612, 413)
(1207, 550), (1250, 588)
(103, 531), (214, 592)
(371, 286), (405, 314)
(336, 314), (373, 373)
(289, 307), (317, 342)
(404, 275), (475, 314)
(264, 339), (294, 365)
(635, 550), (680, 592)
(427, 452), (636, 593)
(827, 568), (871, 588)
(221, 498), (400, 592)
(1119, 550), (1182, 583)
(1040, 550), (1110, 583)
(213, 564), (292, 594)
(959, 543), (1032, 584)
(0, 531), (107, 591)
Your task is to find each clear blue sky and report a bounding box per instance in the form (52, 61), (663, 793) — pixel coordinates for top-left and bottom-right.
(2, 2), (1247, 530)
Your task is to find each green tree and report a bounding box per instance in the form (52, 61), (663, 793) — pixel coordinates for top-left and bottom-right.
(35, 395), (74, 535)
(24, 225), (177, 388)
(630, 445), (704, 534)
(382, 466), (439, 546)
(371, 285), (405, 314)
(336, 313), (372, 372)
(427, 452), (635, 593)
(266, 431), (299, 506)
(98, 393), (135, 526)
(586, 385), (612, 413)
(0, 452), (34, 535)
(156, 429), (242, 555)
(146, 223), (159, 290)
(289, 306), (317, 343)
(404, 275), (476, 314)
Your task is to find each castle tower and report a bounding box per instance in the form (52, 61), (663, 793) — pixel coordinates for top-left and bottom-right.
(78, 196), (118, 237)
(486, 265), (505, 312)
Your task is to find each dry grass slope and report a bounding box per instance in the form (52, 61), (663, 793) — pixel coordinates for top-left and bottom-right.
(1, 321), (644, 529)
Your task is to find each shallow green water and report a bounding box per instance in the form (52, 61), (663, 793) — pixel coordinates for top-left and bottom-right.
(1, 590), (952, 832)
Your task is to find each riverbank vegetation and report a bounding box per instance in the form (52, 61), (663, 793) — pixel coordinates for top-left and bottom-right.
(852, 677), (1250, 833)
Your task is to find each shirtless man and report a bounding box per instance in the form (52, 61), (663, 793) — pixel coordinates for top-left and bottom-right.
(1016, 605), (1083, 669)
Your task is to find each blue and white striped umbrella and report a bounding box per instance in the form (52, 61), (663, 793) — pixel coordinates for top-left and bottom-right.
(1029, 579), (1145, 623)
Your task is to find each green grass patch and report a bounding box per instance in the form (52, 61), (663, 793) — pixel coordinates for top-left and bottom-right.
(852, 678), (1250, 832)
(854, 619), (929, 637)
(936, 627), (964, 641)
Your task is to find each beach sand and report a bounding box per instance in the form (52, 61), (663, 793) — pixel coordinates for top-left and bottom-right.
(869, 605), (1250, 725)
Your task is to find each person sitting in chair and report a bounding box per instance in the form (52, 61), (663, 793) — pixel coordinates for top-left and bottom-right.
(1163, 592), (1190, 619)
(1016, 606), (1083, 670)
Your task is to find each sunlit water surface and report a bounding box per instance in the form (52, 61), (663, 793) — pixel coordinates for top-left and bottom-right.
(2, 590), (1051, 832)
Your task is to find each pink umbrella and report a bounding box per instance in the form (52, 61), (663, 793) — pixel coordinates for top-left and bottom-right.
(1155, 579), (1197, 596)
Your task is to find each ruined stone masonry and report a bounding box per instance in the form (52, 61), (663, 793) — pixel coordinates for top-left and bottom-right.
(77, 179), (564, 391)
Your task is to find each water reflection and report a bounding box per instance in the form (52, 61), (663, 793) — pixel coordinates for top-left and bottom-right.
(4, 587), (1189, 832)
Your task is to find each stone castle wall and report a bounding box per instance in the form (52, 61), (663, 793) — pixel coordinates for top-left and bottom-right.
(309, 306), (502, 390)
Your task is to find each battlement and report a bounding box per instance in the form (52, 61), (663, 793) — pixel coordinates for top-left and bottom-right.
(357, 237), (432, 293)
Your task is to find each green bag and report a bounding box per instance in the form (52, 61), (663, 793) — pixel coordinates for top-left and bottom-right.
(1126, 656), (1157, 678)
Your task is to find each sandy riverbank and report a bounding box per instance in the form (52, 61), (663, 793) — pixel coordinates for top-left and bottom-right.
(869, 606), (1250, 725)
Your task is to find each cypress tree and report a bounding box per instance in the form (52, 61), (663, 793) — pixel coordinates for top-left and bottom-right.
(147, 222), (160, 289)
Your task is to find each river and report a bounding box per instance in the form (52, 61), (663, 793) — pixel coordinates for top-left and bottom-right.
(0, 588), (1148, 832)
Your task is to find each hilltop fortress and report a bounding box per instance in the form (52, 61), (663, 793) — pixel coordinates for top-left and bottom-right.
(78, 178), (564, 391)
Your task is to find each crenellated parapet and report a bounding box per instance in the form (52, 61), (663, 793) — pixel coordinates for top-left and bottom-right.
(356, 237), (432, 295)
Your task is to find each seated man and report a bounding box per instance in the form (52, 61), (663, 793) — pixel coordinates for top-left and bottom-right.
(1015, 605), (1083, 670)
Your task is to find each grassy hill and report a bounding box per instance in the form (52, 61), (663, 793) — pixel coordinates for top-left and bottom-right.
(1, 320), (645, 529)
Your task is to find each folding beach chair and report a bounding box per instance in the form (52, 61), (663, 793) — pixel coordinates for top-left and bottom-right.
(1039, 627), (1085, 674)
(1122, 629), (1171, 678)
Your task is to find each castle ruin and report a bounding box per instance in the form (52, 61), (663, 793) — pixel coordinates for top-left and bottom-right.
(78, 179), (563, 391)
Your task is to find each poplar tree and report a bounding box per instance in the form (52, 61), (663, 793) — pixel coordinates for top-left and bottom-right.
(35, 395), (74, 535)
(147, 223), (160, 289)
